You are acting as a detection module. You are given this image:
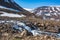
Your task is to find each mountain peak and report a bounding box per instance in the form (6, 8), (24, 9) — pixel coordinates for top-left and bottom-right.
(32, 6), (60, 20)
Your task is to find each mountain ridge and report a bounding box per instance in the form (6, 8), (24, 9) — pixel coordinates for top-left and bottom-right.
(31, 6), (60, 21)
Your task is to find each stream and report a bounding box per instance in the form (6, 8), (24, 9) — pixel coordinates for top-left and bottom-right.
(0, 20), (60, 38)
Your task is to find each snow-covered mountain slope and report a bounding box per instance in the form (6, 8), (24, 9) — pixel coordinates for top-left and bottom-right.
(24, 8), (32, 11)
(24, 8), (33, 13)
(0, 11), (26, 17)
(32, 6), (60, 21)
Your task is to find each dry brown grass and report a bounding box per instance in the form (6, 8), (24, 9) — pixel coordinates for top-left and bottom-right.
(13, 35), (60, 40)
(0, 17), (60, 40)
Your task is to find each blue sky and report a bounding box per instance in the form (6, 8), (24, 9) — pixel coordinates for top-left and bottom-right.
(14, 0), (60, 9)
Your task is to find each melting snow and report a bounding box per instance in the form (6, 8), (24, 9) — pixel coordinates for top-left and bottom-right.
(24, 8), (32, 11)
(52, 7), (55, 11)
(50, 18), (55, 20)
(17, 22), (26, 26)
(56, 7), (60, 11)
(45, 13), (51, 16)
(0, 20), (60, 38)
(36, 11), (42, 16)
(24, 8), (34, 13)
(0, 12), (25, 17)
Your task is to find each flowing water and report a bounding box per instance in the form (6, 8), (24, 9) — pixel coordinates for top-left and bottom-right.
(0, 20), (60, 38)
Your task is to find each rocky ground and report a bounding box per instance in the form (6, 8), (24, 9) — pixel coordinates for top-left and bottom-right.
(0, 23), (59, 40)
(0, 18), (60, 40)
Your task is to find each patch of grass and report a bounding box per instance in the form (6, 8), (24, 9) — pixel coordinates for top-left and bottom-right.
(14, 38), (22, 40)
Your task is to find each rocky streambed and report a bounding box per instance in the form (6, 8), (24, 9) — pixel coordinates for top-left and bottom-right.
(0, 20), (60, 40)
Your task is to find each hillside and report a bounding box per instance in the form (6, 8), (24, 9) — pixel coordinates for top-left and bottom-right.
(32, 6), (60, 21)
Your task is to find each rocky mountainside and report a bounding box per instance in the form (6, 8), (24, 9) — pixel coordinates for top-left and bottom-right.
(0, 6), (35, 18)
(32, 6), (60, 21)
(0, 0), (35, 17)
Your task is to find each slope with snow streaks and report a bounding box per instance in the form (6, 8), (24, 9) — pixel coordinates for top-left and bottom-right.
(0, 12), (26, 17)
(32, 6), (60, 20)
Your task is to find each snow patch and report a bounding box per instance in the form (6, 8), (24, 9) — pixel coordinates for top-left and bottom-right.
(45, 13), (51, 16)
(24, 8), (32, 11)
(24, 8), (33, 13)
(56, 7), (60, 11)
(0, 12), (26, 17)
